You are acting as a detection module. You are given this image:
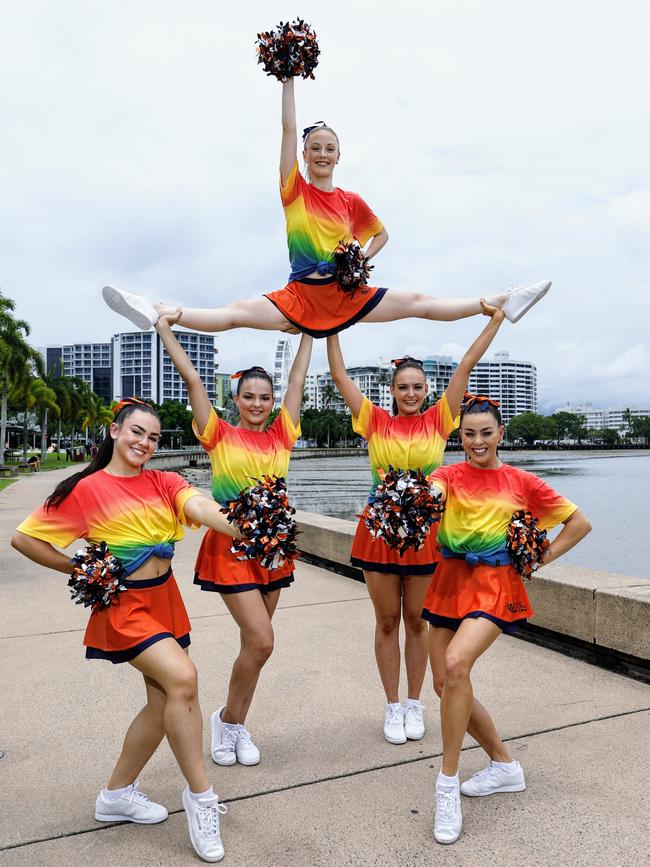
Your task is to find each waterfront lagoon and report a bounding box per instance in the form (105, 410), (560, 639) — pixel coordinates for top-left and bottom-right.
(188, 451), (650, 580)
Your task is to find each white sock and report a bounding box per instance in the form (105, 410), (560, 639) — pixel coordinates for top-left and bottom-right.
(387, 702), (402, 711)
(437, 771), (460, 790)
(404, 698), (422, 708)
(222, 721), (239, 732)
(493, 759), (518, 771)
(103, 784), (130, 800)
(189, 787), (215, 803)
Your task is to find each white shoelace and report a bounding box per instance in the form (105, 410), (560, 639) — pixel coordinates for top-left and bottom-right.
(405, 704), (424, 723)
(126, 782), (151, 808)
(436, 789), (459, 822)
(220, 726), (238, 751)
(385, 706), (404, 727)
(238, 726), (254, 746)
(196, 800), (228, 837)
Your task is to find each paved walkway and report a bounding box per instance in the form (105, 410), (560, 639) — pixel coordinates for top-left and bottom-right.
(1, 469), (649, 866)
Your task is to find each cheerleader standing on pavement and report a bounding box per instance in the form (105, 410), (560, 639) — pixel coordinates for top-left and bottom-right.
(155, 313), (311, 769)
(11, 399), (245, 863)
(103, 78), (550, 337)
(423, 397), (591, 845)
(327, 302), (505, 745)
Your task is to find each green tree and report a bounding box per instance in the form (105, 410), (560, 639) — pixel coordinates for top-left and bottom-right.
(154, 400), (195, 444)
(549, 410), (580, 445)
(599, 428), (620, 447)
(507, 412), (554, 446)
(630, 415), (650, 445)
(0, 291), (41, 456)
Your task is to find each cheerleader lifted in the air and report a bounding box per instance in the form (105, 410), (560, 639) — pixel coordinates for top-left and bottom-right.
(103, 74), (551, 336)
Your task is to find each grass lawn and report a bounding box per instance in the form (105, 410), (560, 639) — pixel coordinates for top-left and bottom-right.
(0, 478), (16, 492)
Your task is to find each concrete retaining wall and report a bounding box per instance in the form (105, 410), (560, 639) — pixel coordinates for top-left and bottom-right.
(147, 448), (210, 470)
(294, 510), (650, 661)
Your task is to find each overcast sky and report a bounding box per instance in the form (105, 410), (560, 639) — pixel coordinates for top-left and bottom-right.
(2, 1), (649, 411)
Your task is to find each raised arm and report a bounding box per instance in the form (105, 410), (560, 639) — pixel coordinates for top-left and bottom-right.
(280, 79), (298, 186)
(540, 509), (592, 567)
(11, 532), (74, 574)
(283, 333), (313, 425)
(155, 313), (212, 435)
(445, 301), (505, 417)
(326, 334), (364, 417)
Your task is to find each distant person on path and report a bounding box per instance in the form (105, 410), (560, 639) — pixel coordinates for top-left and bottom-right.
(102, 78), (550, 338)
(65, 446), (72, 462)
(327, 302), (505, 745)
(11, 398), (245, 863)
(423, 397), (591, 845)
(27, 454), (40, 472)
(155, 313), (312, 770)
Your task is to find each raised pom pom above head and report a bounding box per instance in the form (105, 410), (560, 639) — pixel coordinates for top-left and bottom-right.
(506, 510), (550, 579)
(360, 466), (444, 556)
(256, 19), (320, 81)
(334, 241), (374, 292)
(222, 475), (299, 570)
(68, 541), (127, 610)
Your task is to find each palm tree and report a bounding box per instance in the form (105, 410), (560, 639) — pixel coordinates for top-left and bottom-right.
(0, 291), (40, 459)
(10, 375), (58, 459)
(79, 389), (112, 444)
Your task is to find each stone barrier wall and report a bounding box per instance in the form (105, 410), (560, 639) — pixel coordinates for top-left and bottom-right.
(294, 510), (650, 661)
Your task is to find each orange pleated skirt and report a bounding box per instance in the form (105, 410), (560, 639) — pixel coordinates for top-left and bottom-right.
(350, 519), (440, 577)
(265, 276), (387, 337)
(84, 568), (190, 663)
(421, 559), (533, 634)
(194, 529), (295, 594)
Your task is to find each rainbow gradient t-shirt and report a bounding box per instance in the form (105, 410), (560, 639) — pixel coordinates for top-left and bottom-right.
(431, 462), (577, 556)
(193, 405), (301, 506)
(353, 394), (459, 498)
(281, 162), (384, 281)
(16, 469), (201, 573)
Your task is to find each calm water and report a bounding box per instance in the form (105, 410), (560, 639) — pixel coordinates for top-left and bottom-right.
(188, 452), (650, 580)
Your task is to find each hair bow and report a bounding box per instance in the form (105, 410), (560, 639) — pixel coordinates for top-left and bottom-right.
(391, 356), (423, 369)
(461, 392), (501, 412)
(302, 121), (327, 140)
(112, 397), (149, 416)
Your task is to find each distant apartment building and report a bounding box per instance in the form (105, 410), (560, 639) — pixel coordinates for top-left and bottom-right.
(563, 403), (650, 435)
(422, 355), (458, 399)
(41, 342), (112, 404)
(214, 373), (232, 410)
(303, 373), (320, 410)
(468, 350), (537, 425)
(273, 338), (294, 403)
(112, 330), (216, 405)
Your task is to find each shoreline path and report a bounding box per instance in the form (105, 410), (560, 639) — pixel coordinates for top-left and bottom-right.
(1, 467), (648, 865)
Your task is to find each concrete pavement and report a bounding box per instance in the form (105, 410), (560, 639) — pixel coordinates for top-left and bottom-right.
(1, 468), (649, 866)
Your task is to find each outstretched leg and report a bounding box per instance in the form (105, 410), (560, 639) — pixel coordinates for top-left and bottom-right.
(361, 279), (551, 325)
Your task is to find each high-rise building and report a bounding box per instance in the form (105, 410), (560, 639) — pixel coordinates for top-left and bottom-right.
(40, 342), (113, 403)
(112, 330), (216, 405)
(215, 373), (232, 409)
(468, 350), (537, 425)
(422, 355), (458, 401)
(273, 338), (294, 403)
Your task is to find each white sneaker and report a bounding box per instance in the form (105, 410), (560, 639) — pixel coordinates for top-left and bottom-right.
(236, 725), (261, 766)
(95, 782), (168, 824)
(102, 285), (159, 330)
(502, 279), (551, 323)
(383, 703), (406, 744)
(182, 786), (227, 863)
(403, 701), (425, 740)
(211, 706), (238, 766)
(434, 786), (462, 844)
(461, 760), (526, 796)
